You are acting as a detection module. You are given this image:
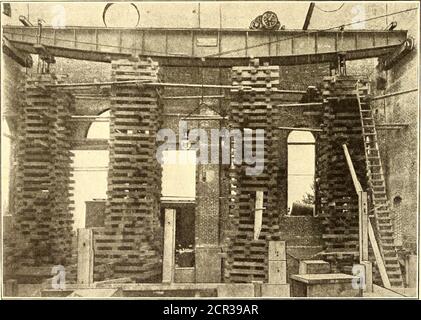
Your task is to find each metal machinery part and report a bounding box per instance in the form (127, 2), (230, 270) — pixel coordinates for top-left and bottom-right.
(249, 11), (281, 30)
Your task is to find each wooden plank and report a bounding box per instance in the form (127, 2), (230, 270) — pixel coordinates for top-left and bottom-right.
(162, 208), (176, 283)
(77, 228), (94, 286)
(343, 144), (362, 192)
(359, 191), (369, 262)
(360, 261), (373, 293)
(368, 220), (391, 289)
(253, 191), (263, 240)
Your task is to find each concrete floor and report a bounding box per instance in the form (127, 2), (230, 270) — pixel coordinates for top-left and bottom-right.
(363, 285), (417, 298)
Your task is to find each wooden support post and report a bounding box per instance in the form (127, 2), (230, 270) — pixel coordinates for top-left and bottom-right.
(360, 261), (373, 292)
(368, 221), (391, 289)
(343, 144), (385, 290)
(77, 228), (94, 286)
(254, 191), (264, 240)
(162, 208), (176, 283)
(358, 191), (372, 292)
(268, 241), (287, 284)
(359, 191), (369, 262)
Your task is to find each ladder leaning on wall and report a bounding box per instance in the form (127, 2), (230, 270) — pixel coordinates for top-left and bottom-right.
(356, 84), (404, 287)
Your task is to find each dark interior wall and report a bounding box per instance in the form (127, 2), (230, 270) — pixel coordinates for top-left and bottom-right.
(372, 6), (418, 252)
(2, 55), (27, 217)
(3, 55), (25, 120)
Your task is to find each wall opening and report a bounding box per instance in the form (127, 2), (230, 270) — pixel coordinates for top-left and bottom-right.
(393, 195), (402, 207)
(287, 130), (315, 216)
(71, 110), (110, 230)
(161, 150), (197, 270)
(393, 195), (403, 246)
(161, 150), (196, 201)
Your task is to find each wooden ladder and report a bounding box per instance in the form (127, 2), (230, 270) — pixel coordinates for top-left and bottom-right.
(356, 83), (404, 287)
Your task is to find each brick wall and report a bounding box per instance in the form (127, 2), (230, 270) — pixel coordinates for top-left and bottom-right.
(374, 4), (418, 251)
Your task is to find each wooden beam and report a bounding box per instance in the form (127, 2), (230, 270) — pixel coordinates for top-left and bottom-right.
(376, 123), (409, 130)
(372, 88), (418, 101)
(368, 220), (391, 289)
(162, 208), (176, 283)
(343, 143), (390, 289)
(276, 102), (323, 108)
(344, 143), (368, 260)
(47, 80), (246, 90)
(71, 139), (108, 150)
(162, 95), (226, 100)
(77, 228), (94, 286)
(277, 126), (322, 132)
(254, 191), (264, 240)
(343, 144), (362, 192)
(359, 191), (369, 262)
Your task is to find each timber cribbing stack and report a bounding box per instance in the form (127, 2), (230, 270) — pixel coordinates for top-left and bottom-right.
(225, 59), (281, 283)
(14, 73), (74, 269)
(94, 57), (163, 282)
(316, 75), (368, 272)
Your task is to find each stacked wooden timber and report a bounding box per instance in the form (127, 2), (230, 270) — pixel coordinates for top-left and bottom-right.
(316, 75), (368, 273)
(14, 72), (74, 269)
(225, 59), (281, 283)
(317, 76), (403, 287)
(94, 57), (163, 282)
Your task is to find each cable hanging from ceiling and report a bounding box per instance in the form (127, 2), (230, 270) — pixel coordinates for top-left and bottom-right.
(315, 3), (345, 13)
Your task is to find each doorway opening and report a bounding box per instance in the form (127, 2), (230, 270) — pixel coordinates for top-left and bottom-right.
(287, 130), (315, 216)
(71, 110), (110, 229)
(160, 149), (197, 281)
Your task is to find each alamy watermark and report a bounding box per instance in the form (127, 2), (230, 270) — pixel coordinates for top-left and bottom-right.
(352, 264), (366, 290)
(51, 265), (66, 289)
(156, 121), (265, 176)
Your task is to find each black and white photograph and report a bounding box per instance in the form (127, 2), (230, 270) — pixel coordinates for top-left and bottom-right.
(0, 1), (419, 301)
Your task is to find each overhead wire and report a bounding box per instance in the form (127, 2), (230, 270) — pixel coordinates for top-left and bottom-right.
(315, 3), (345, 13)
(203, 7), (418, 58)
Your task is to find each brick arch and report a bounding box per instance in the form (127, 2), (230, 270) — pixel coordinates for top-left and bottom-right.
(83, 108), (111, 139)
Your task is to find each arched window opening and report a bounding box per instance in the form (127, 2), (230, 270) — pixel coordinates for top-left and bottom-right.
(287, 130), (315, 216)
(86, 110), (110, 139)
(71, 110), (110, 230)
